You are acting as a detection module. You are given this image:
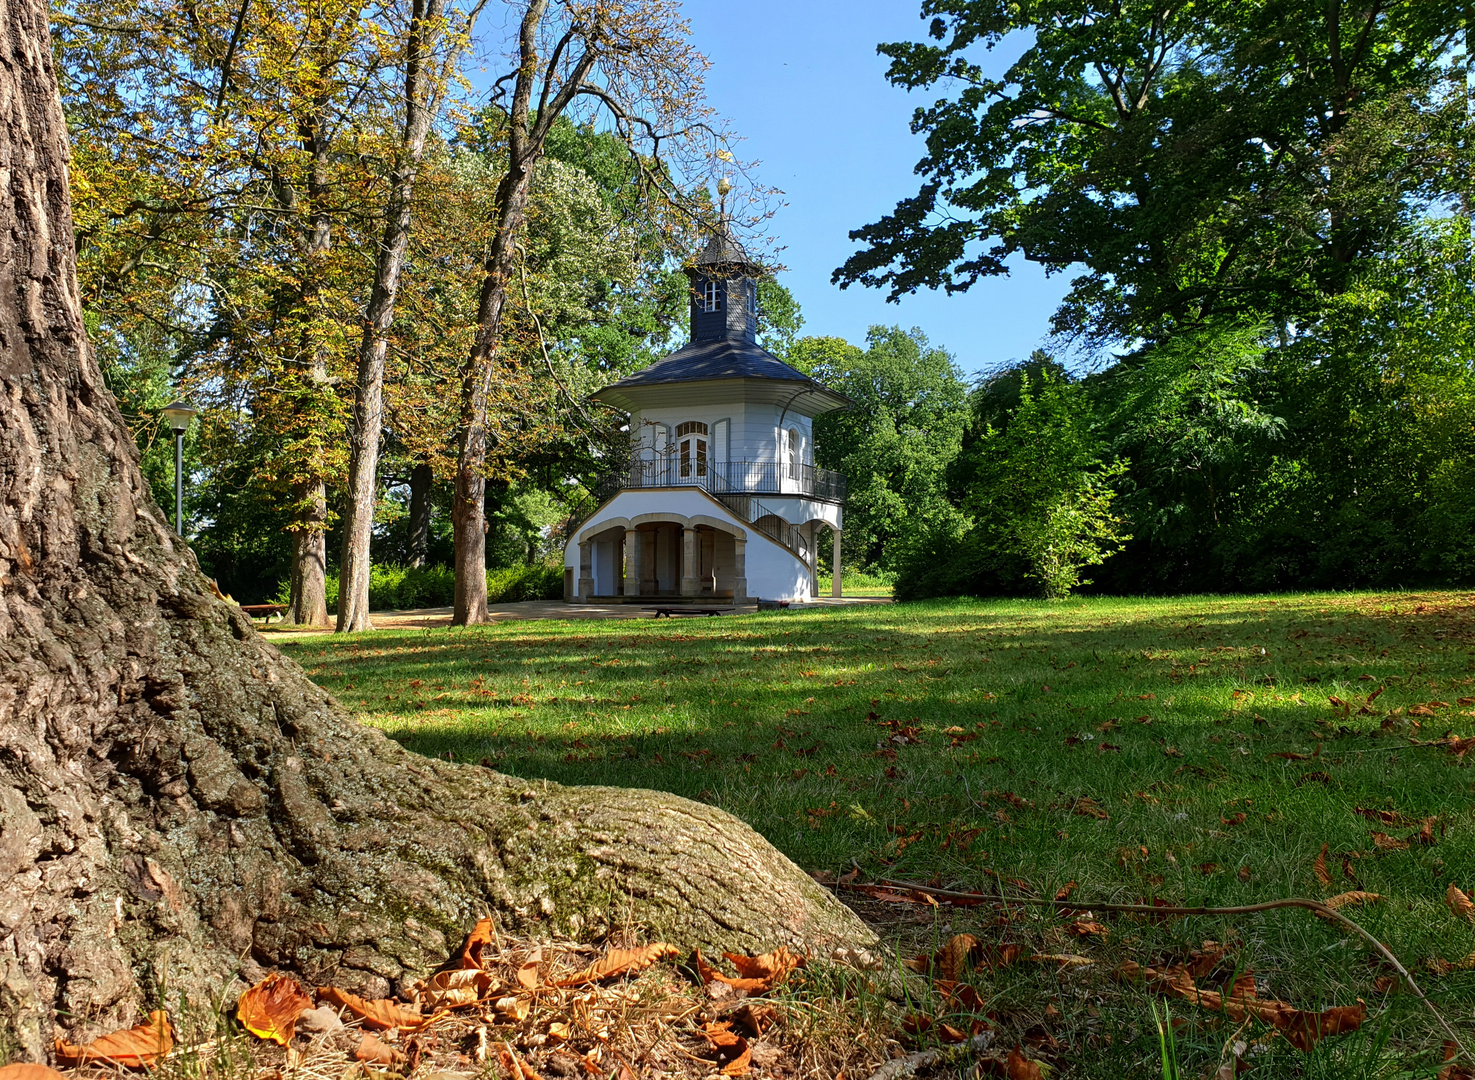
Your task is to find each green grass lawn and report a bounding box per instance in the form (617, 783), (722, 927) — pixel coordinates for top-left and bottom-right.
(280, 592), (1475, 1078)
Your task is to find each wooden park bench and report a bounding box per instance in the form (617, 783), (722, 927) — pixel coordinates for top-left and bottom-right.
(642, 607), (726, 619)
(239, 603), (289, 626)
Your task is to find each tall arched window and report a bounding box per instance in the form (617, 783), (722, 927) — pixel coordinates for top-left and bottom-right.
(676, 421), (708, 479)
(787, 427), (799, 479)
(700, 280), (722, 312)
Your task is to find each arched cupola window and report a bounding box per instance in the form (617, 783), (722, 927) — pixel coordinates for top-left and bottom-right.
(700, 280), (722, 312)
(676, 421), (708, 479)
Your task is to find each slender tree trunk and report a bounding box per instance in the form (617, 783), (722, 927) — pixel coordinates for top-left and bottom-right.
(407, 461), (433, 567)
(452, 0), (555, 626)
(337, 0), (448, 632)
(0, 2), (875, 1056)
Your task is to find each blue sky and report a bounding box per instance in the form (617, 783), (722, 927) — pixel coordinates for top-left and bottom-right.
(686, 1), (1068, 377)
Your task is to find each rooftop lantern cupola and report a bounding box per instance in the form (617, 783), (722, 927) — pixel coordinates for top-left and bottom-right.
(685, 207), (761, 345)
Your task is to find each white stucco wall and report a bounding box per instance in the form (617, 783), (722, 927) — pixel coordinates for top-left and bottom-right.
(631, 404), (812, 467)
(564, 487), (816, 602)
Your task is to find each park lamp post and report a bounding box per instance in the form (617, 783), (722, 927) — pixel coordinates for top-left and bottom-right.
(161, 400), (197, 535)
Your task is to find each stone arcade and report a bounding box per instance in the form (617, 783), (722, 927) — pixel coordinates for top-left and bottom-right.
(563, 228), (849, 604)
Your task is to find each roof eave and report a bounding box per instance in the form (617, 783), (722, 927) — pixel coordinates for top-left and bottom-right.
(589, 376), (853, 416)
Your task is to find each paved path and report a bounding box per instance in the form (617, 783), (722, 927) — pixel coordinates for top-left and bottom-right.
(261, 594), (891, 636)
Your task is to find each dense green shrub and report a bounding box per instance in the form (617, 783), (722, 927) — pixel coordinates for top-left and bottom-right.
(276, 562), (563, 612)
(485, 562), (564, 603)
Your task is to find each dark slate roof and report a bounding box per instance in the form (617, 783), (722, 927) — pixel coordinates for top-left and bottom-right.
(609, 336), (809, 387)
(692, 224), (759, 270)
(595, 337), (852, 413)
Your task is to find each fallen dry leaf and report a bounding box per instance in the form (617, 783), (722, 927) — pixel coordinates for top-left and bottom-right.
(316, 987), (428, 1031)
(555, 943), (677, 987)
(1072, 797), (1109, 820)
(1439, 1040), (1475, 1080)
(0, 1065), (68, 1080)
(1370, 831), (1410, 852)
(1068, 920), (1109, 939)
(1321, 891), (1382, 912)
(457, 916), (496, 970)
(54, 1011), (174, 1068)
(517, 947), (542, 991)
(237, 973), (313, 1045)
(496, 1040), (544, 1080)
(1314, 844), (1333, 889)
(1119, 962), (1365, 1052)
(415, 967), (493, 1010)
(701, 1021), (751, 1076)
(726, 947), (804, 989)
(354, 1034), (405, 1066)
(696, 947), (804, 993)
(729, 1002), (778, 1037)
(904, 934), (980, 980)
(1448, 883), (1475, 924)
(977, 1047), (1044, 1079)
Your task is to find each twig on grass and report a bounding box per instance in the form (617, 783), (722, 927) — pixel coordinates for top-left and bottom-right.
(867, 876), (1472, 1066)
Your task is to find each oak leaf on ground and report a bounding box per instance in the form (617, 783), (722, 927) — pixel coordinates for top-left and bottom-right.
(555, 943), (677, 987)
(53, 1010), (174, 1068)
(316, 987), (429, 1031)
(237, 973), (314, 1045)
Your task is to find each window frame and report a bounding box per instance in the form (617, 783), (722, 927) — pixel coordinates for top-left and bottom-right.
(701, 280), (722, 313)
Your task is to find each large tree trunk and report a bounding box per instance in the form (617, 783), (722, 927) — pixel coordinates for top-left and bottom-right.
(283, 112), (337, 629)
(0, 0), (875, 1060)
(285, 492), (331, 625)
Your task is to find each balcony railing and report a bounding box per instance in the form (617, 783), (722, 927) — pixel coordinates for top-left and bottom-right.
(595, 459), (847, 504)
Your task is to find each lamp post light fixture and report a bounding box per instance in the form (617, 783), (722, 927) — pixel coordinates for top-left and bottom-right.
(161, 400), (197, 535)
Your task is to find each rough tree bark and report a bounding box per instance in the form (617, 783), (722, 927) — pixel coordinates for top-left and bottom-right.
(337, 0), (450, 633)
(406, 461), (433, 567)
(284, 113), (335, 629)
(451, 0), (596, 626)
(0, 0), (875, 1060)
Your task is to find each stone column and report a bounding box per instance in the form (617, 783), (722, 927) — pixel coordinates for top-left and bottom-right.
(831, 527), (843, 598)
(806, 525), (819, 599)
(680, 527), (698, 597)
(701, 530), (716, 594)
(577, 540), (593, 602)
(622, 527), (638, 597)
(641, 528), (657, 595)
(732, 538), (747, 606)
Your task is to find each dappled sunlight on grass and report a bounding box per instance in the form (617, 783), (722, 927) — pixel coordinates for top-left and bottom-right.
(283, 591), (1475, 1077)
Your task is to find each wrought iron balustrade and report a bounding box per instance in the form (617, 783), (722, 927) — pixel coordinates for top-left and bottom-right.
(601, 459), (846, 503)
